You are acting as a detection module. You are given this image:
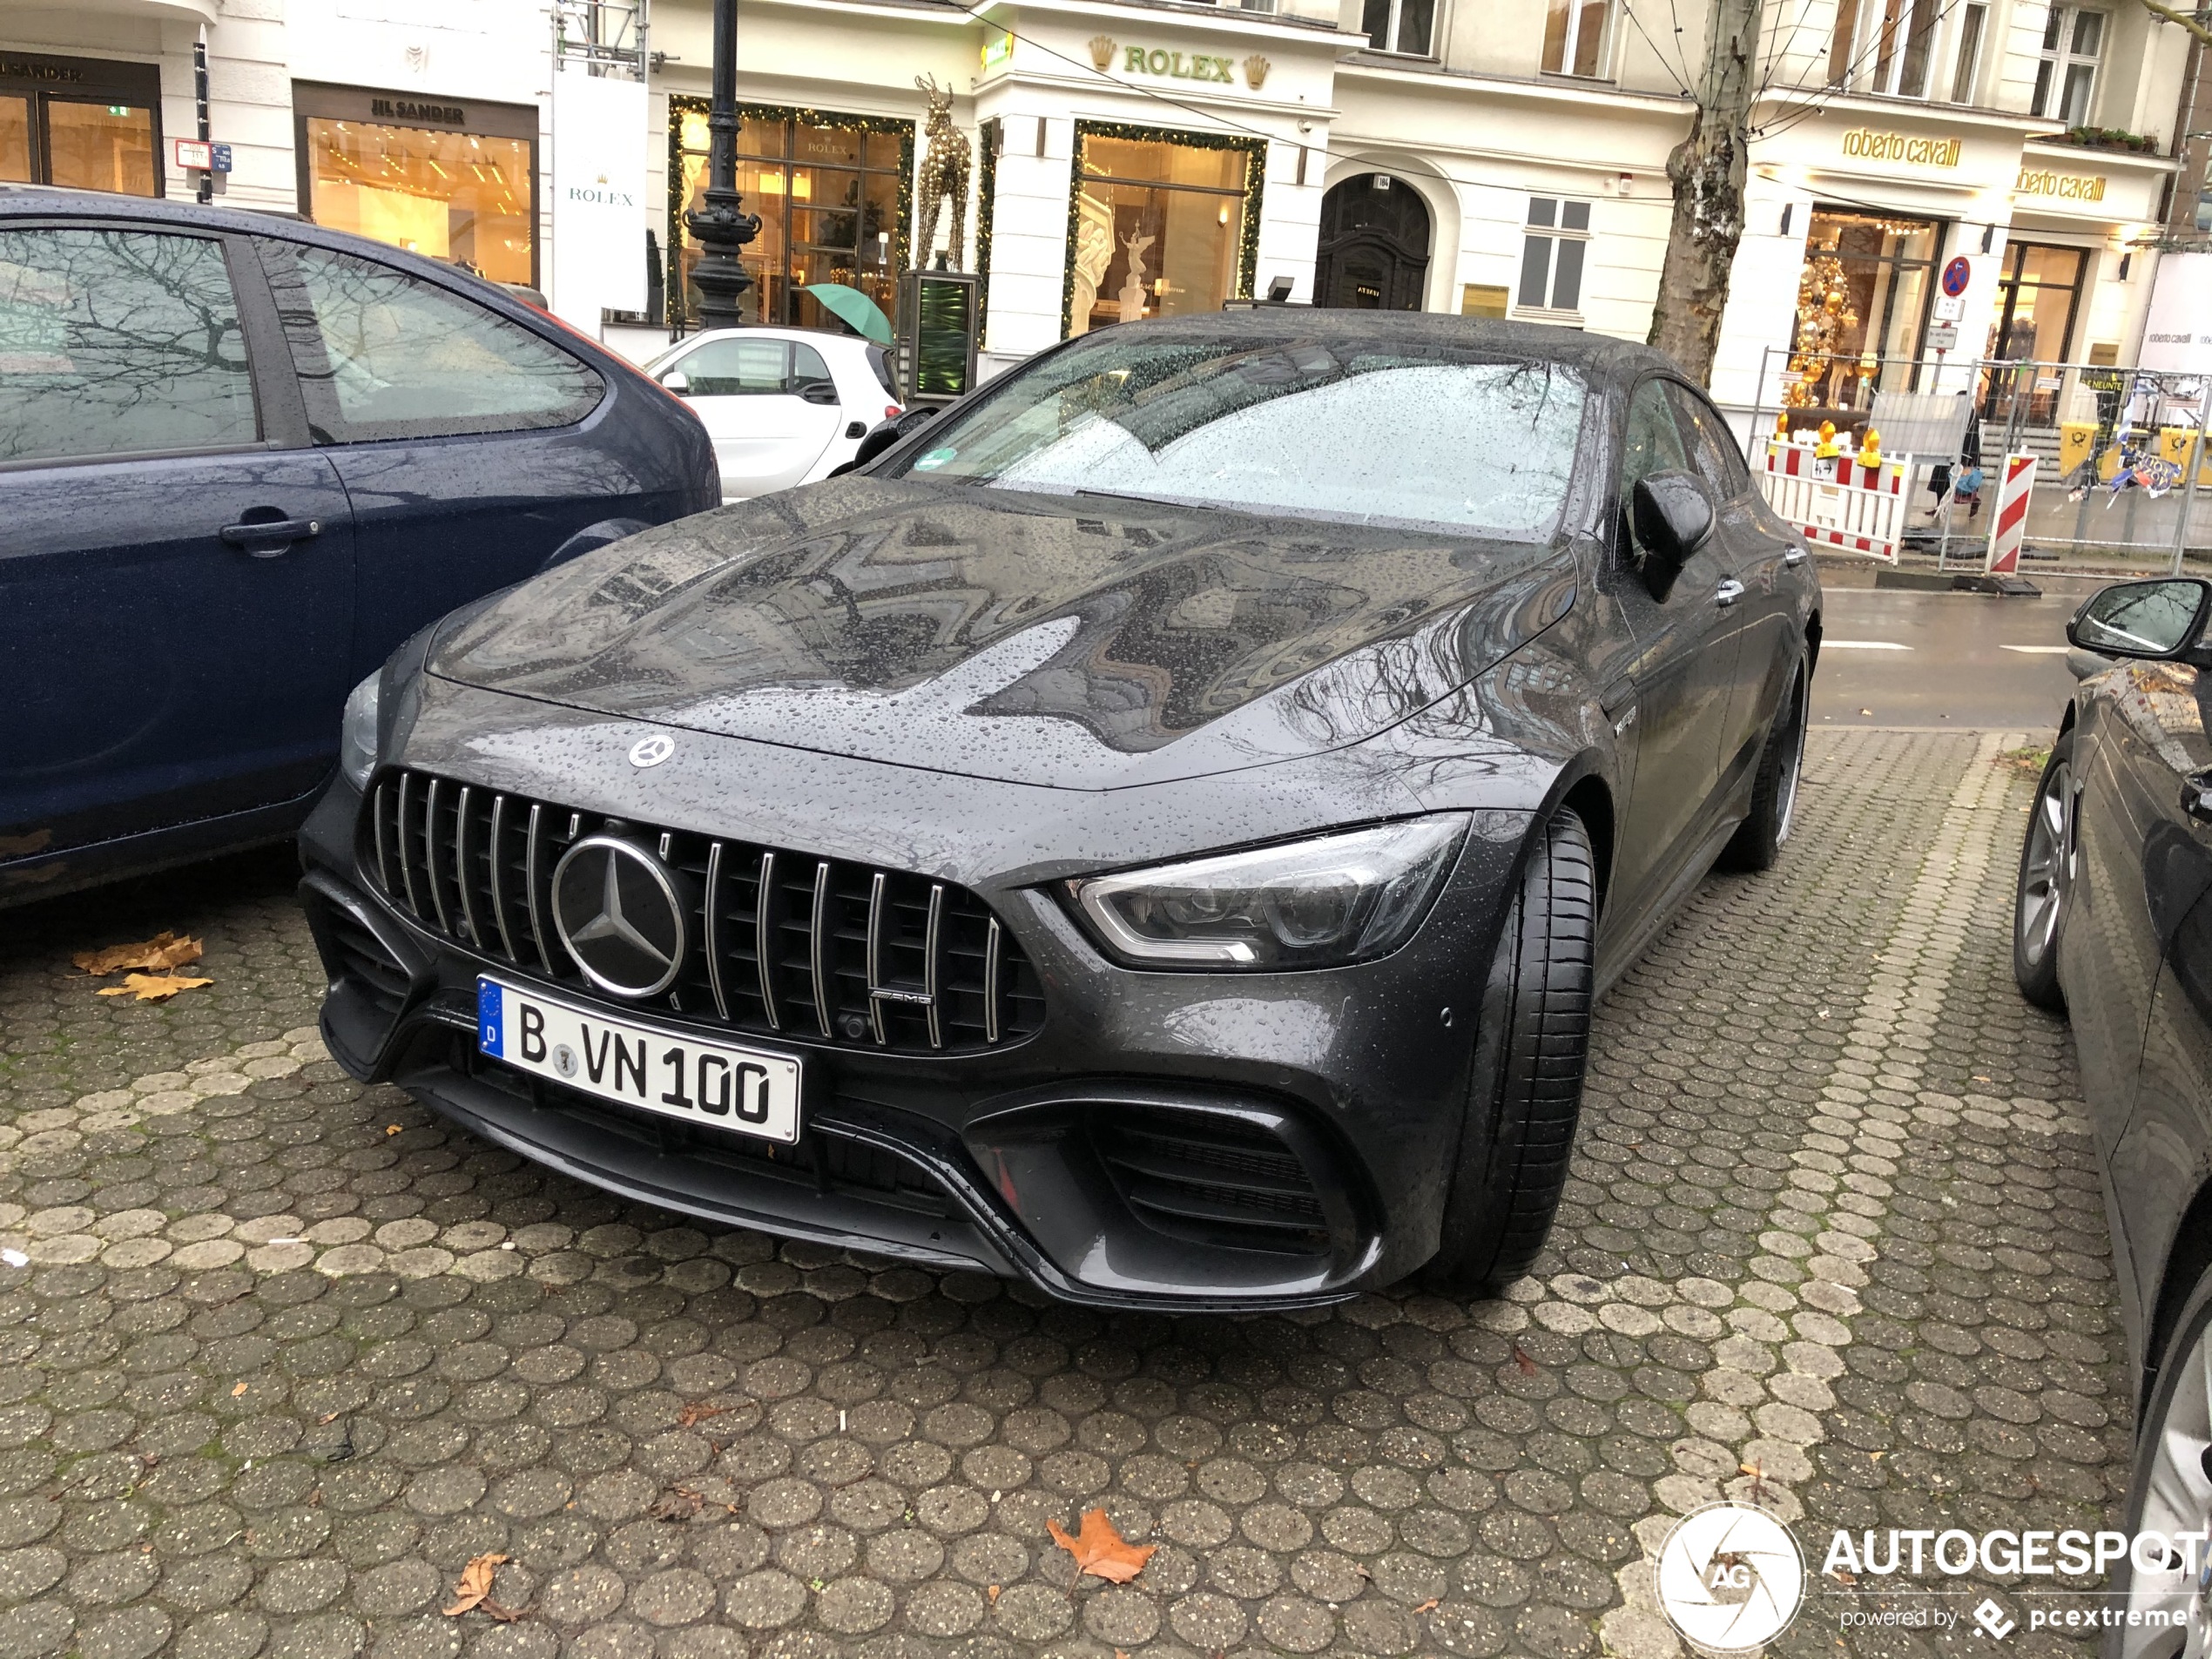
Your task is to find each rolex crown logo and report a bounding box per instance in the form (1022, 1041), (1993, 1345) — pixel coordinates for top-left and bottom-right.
(1243, 53), (1271, 89)
(1089, 34), (1116, 70)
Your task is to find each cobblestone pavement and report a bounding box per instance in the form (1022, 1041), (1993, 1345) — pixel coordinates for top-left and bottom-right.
(0, 730), (2126, 1659)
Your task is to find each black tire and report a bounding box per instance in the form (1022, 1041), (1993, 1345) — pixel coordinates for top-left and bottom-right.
(1426, 807), (1596, 1294)
(1718, 657), (1809, 873)
(2013, 730), (2075, 1012)
(2104, 1259), (2212, 1658)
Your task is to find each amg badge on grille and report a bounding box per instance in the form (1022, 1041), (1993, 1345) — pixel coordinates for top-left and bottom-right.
(551, 835), (687, 998)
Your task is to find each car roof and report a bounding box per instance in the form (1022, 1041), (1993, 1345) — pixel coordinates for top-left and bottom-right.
(678, 326), (880, 352)
(1124, 308), (1687, 393)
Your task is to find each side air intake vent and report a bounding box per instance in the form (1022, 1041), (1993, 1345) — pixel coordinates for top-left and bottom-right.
(1093, 1106), (1330, 1257)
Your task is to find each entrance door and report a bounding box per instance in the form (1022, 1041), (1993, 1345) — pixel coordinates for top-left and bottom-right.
(1315, 174), (1431, 311)
(1981, 242), (2087, 423)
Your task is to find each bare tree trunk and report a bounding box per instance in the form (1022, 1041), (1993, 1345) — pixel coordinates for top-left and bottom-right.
(1648, 0), (1764, 384)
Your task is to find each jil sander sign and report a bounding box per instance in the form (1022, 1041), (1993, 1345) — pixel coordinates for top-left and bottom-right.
(1840, 128), (1963, 168)
(370, 97), (467, 125)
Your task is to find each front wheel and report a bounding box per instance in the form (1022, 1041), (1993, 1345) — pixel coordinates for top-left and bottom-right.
(2108, 1262), (2212, 1658)
(1426, 807), (1596, 1295)
(2013, 730), (2075, 1011)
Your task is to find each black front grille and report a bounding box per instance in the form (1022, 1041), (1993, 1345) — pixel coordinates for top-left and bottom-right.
(364, 769), (1044, 1055)
(1095, 1107), (1331, 1257)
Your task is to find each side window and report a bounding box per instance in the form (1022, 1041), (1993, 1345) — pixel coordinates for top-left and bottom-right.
(1620, 379), (1689, 565)
(791, 341), (833, 393)
(678, 337), (790, 396)
(260, 241), (601, 443)
(0, 228), (256, 464)
(1665, 381), (1748, 497)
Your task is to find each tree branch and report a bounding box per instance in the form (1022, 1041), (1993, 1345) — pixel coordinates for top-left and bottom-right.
(2133, 0), (2212, 50)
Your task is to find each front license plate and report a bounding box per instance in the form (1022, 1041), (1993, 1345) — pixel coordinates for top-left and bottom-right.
(476, 976), (802, 1144)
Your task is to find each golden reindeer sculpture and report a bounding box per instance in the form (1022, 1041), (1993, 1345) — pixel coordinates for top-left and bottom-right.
(914, 76), (971, 269)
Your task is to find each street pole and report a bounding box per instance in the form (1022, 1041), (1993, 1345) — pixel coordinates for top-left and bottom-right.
(683, 0), (758, 332)
(193, 26), (212, 206)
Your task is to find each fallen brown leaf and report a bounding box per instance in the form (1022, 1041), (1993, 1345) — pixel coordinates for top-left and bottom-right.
(1047, 1508), (1155, 1584)
(230, 1382), (247, 1398)
(74, 932), (202, 975)
(443, 1552), (509, 1616)
(98, 972), (212, 1001)
(987, 1585), (1001, 1604)
(318, 1413), (340, 1425)
(648, 1486), (704, 1521)
(1414, 1598), (1440, 1614)
(678, 1400), (731, 1428)
(1511, 1344), (1537, 1375)
(386, 1125), (401, 1136)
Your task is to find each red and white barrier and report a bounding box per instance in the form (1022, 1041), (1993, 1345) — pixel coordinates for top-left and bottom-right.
(1983, 454), (2037, 575)
(1757, 442), (1912, 563)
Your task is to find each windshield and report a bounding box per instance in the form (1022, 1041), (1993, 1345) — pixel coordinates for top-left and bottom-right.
(890, 330), (1588, 540)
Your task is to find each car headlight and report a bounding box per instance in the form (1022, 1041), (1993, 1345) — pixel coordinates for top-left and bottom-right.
(1069, 816), (1468, 969)
(339, 672), (381, 792)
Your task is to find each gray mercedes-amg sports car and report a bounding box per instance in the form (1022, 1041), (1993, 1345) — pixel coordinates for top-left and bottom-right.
(298, 313), (1820, 1311)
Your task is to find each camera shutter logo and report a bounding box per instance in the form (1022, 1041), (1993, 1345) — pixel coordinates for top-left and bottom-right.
(1654, 1502), (1805, 1652)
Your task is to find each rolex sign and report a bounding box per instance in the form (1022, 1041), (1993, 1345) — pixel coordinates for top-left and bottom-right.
(550, 70), (647, 330)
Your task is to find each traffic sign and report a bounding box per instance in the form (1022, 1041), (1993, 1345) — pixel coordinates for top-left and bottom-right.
(1941, 255), (1972, 297)
(1926, 322), (1960, 352)
(1933, 293), (1963, 321)
(172, 138), (233, 173)
(209, 142), (232, 173)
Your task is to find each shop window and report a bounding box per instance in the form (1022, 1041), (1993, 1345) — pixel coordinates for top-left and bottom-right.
(1829, 0), (1938, 97)
(1516, 198), (1589, 315)
(1949, 3), (1986, 103)
(1360, 0), (1435, 56)
(0, 228), (255, 464)
(2035, 8), (2105, 127)
(1785, 209), (1940, 411)
(1068, 128), (1261, 336)
(0, 57), (162, 197)
(1542, 0), (1614, 77)
(260, 243), (603, 443)
(301, 120), (533, 286)
(670, 105), (908, 334)
(0, 97), (30, 183)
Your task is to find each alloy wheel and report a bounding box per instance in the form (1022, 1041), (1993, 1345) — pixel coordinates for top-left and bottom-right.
(2018, 756), (2074, 968)
(1772, 671), (1809, 846)
(2123, 1311), (2212, 1657)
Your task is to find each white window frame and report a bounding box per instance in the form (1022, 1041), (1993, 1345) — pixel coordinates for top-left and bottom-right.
(1360, 0), (1436, 56)
(1515, 197), (1590, 320)
(1948, 2), (1987, 104)
(1832, 0), (1940, 98)
(2035, 6), (2106, 127)
(1541, 0), (1615, 79)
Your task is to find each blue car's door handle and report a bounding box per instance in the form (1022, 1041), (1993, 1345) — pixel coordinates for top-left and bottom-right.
(220, 516), (321, 554)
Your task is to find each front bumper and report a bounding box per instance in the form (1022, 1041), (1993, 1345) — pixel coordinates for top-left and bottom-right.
(298, 749), (1528, 1311)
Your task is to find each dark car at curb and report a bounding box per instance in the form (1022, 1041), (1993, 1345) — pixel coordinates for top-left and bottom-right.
(0, 186), (719, 907)
(2008, 576), (2212, 1652)
(300, 314), (1822, 1312)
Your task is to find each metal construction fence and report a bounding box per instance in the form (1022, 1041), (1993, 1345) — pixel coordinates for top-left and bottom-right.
(1745, 347), (2212, 577)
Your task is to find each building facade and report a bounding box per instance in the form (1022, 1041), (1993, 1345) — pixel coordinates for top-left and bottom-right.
(4, 0), (2193, 433)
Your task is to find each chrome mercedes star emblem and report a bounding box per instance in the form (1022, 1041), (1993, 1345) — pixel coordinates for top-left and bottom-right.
(550, 834), (687, 998)
(629, 734), (675, 768)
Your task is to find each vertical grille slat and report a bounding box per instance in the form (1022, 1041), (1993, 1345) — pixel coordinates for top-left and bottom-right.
(359, 767), (1042, 1055)
(809, 861), (833, 1039)
(488, 794), (517, 961)
(704, 841), (731, 1022)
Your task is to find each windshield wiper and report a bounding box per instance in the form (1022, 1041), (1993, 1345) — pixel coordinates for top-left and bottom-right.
(1072, 487), (1230, 512)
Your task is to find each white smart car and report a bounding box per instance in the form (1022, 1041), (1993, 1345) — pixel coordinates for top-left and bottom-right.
(645, 327), (901, 502)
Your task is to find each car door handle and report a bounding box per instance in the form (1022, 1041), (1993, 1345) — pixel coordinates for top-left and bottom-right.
(220, 516), (321, 556)
(1715, 577), (1747, 608)
(1783, 545), (1807, 566)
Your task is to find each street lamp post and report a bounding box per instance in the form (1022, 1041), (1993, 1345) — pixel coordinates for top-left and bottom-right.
(684, 0), (759, 332)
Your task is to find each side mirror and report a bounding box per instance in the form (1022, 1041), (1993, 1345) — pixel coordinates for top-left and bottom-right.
(660, 370), (690, 396)
(2068, 577), (2212, 661)
(833, 405), (940, 475)
(798, 380), (840, 407)
(1629, 469), (1715, 603)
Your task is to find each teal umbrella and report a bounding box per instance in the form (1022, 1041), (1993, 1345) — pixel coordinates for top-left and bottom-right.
(802, 282), (893, 345)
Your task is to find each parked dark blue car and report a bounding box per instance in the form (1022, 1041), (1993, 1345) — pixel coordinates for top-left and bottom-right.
(0, 186), (719, 906)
